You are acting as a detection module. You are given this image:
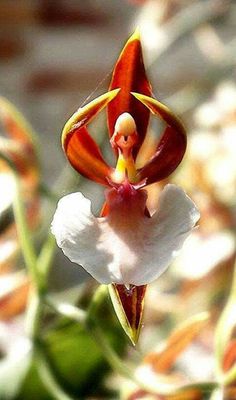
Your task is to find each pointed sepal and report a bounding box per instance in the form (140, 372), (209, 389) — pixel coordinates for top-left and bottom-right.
(62, 90), (119, 185)
(107, 29), (152, 157)
(108, 283), (146, 345)
(132, 93), (187, 185)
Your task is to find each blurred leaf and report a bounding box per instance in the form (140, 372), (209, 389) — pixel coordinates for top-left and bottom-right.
(18, 300), (126, 399)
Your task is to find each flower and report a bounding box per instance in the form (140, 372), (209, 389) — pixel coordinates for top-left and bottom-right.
(51, 29), (199, 342)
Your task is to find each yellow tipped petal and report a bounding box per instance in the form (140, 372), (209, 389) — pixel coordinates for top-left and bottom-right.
(61, 90), (119, 185)
(131, 93), (187, 185)
(128, 27), (141, 43)
(62, 89), (120, 148)
(131, 92), (186, 136)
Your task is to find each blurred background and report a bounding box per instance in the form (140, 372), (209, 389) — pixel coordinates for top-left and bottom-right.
(0, 0), (236, 399)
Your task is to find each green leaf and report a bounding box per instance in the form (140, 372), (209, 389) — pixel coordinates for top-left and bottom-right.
(18, 305), (126, 399)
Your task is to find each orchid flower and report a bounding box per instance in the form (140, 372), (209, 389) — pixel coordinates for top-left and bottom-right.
(51, 29), (199, 343)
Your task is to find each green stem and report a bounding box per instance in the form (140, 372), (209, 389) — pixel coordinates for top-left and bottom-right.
(25, 291), (43, 340)
(26, 234), (76, 400)
(36, 233), (56, 294)
(85, 286), (137, 380)
(86, 284), (108, 320)
(89, 324), (134, 380)
(0, 153), (39, 284)
(13, 178), (38, 282)
(36, 343), (76, 400)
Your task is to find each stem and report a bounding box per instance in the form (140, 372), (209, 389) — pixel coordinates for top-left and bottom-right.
(26, 255), (76, 400)
(86, 284), (108, 320)
(13, 180), (38, 279)
(47, 286), (137, 384)
(25, 236), (76, 399)
(0, 153), (39, 284)
(36, 233), (56, 294)
(85, 286), (138, 380)
(25, 290), (42, 340)
(36, 343), (76, 400)
(89, 324), (134, 379)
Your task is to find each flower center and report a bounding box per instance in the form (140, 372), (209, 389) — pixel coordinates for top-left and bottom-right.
(110, 113), (138, 183)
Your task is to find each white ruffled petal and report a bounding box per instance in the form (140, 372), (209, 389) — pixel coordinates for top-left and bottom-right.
(127, 184), (200, 285)
(51, 184), (199, 286)
(51, 192), (114, 284)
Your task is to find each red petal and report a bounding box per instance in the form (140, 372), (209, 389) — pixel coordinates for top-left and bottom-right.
(64, 126), (112, 185)
(132, 93), (187, 185)
(62, 90), (119, 185)
(107, 29), (152, 157)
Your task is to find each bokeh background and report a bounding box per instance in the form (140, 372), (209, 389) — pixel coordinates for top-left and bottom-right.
(0, 1), (236, 399)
